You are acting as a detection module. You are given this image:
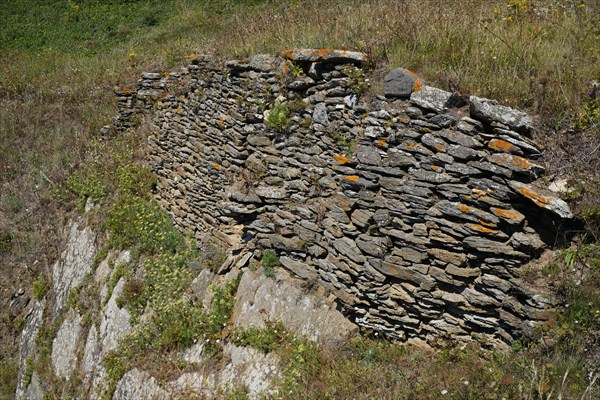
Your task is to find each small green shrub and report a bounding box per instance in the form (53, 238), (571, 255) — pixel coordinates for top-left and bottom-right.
(32, 277), (48, 301)
(233, 321), (287, 354)
(21, 356), (34, 388)
(67, 166), (107, 211)
(285, 61), (304, 78)
(207, 277), (240, 337)
(0, 229), (14, 254)
(262, 249), (280, 277)
(103, 275), (239, 399)
(265, 101), (291, 130)
(342, 64), (368, 94)
(104, 262), (127, 305)
(0, 359), (18, 398)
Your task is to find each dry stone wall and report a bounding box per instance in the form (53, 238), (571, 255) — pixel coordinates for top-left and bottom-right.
(112, 50), (572, 347)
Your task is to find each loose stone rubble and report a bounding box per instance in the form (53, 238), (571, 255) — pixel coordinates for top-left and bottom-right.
(110, 50), (572, 346)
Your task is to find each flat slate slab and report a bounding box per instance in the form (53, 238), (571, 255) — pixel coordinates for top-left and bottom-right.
(384, 68), (420, 98)
(282, 48), (367, 63)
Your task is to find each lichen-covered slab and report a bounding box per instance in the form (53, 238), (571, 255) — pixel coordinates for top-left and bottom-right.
(509, 181), (573, 218)
(282, 48), (367, 63)
(470, 96), (533, 134)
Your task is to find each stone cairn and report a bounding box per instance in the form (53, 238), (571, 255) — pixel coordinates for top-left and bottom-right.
(110, 49), (573, 347)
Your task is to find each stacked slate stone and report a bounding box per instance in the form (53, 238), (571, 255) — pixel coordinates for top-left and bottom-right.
(116, 49), (572, 347)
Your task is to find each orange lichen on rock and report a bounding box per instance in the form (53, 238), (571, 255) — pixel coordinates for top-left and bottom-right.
(413, 79), (422, 92)
(431, 165), (443, 171)
(489, 139), (517, 153)
(345, 175), (360, 183)
(405, 143), (415, 150)
(184, 55), (199, 60)
(490, 153), (531, 170)
(491, 207), (521, 221)
(212, 163), (220, 170)
(519, 186), (549, 206)
(316, 48), (335, 57)
(511, 155), (531, 169)
(333, 154), (352, 165)
(479, 219), (496, 228)
(282, 50), (295, 60)
(467, 223), (495, 233)
(472, 188), (492, 198)
(376, 139), (388, 148)
(435, 143), (445, 151)
(457, 204), (472, 213)
(163, 71), (171, 77)
(405, 69), (418, 77)
(119, 87), (134, 94)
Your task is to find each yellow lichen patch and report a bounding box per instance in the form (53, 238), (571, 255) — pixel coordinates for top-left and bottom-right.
(413, 79), (422, 92)
(163, 71), (171, 77)
(467, 223), (495, 234)
(422, 127), (431, 133)
(435, 143), (445, 151)
(184, 55), (199, 61)
(212, 163), (220, 170)
(489, 139), (516, 152)
(217, 118), (225, 126)
(333, 154), (352, 165)
(398, 116), (409, 124)
(491, 207), (520, 221)
(376, 139), (388, 148)
(431, 165), (443, 171)
(457, 204), (472, 213)
(405, 143), (415, 150)
(175, 106), (184, 114)
(519, 186), (549, 206)
(345, 175), (360, 183)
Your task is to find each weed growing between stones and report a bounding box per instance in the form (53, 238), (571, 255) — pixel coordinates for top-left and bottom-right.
(262, 249), (281, 278)
(285, 60), (304, 78)
(265, 101), (291, 131)
(343, 64), (369, 95)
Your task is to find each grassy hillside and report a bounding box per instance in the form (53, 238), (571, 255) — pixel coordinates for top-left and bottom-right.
(0, 0), (599, 398)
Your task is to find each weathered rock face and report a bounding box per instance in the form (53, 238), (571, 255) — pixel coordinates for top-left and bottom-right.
(111, 50), (572, 347)
(232, 268), (357, 345)
(15, 300), (44, 400)
(52, 222), (97, 314)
